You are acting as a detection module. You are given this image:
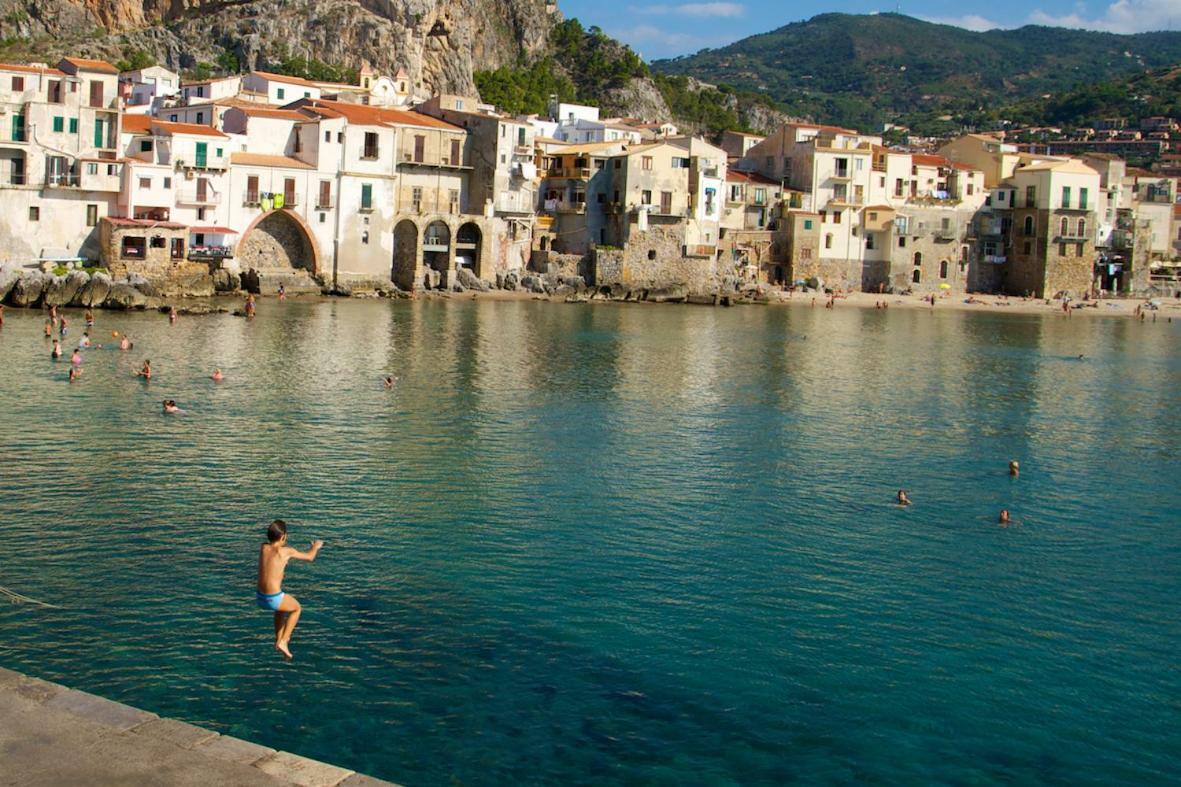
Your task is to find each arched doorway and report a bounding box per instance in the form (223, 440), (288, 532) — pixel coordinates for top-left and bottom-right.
(392, 219), (418, 290)
(240, 211), (317, 273)
(455, 222), (482, 278)
(423, 220), (451, 286)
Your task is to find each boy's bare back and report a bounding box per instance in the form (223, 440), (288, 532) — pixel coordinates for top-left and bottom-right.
(257, 541), (323, 594)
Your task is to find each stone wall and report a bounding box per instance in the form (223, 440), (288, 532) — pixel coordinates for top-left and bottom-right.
(239, 212), (314, 273)
(591, 225), (720, 294)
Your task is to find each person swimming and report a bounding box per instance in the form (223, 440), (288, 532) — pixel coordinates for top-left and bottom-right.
(51, 339), (62, 359)
(84, 308), (94, 328)
(384, 375), (398, 389)
(998, 509), (1011, 526)
(119, 335), (131, 351)
(58, 316), (68, 337)
(162, 399), (184, 414)
(70, 349), (82, 366)
(68, 365), (80, 383)
(137, 359), (151, 379)
(44, 318), (53, 338)
(897, 489), (911, 506)
(256, 519), (324, 660)
(211, 368), (224, 382)
(168, 306), (178, 324)
(1009, 460), (1019, 477)
(80, 332), (91, 348)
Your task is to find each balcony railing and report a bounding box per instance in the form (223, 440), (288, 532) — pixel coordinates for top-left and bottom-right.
(362, 147), (380, 160)
(984, 254), (1007, 264)
(188, 246), (234, 260)
(177, 190), (220, 205)
(315, 199), (333, 210)
(4, 173), (27, 186)
(46, 173), (80, 187)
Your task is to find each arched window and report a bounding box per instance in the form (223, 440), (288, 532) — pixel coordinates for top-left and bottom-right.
(912, 268), (921, 284)
(1060, 217), (1069, 236)
(940, 260), (949, 279)
(913, 251), (922, 266)
(1078, 218), (1086, 237)
(1023, 216), (1034, 236)
(824, 233), (833, 249)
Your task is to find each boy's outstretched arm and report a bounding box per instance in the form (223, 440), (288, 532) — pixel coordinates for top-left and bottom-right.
(287, 540), (324, 562)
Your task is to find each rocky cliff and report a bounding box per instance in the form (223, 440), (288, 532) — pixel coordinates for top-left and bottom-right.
(0, 0), (557, 96)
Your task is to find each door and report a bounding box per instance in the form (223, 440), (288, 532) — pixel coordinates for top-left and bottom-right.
(194, 142), (207, 168)
(414, 135), (424, 163)
(196, 177), (208, 203)
(318, 180), (331, 209)
(170, 238), (184, 260)
(284, 178), (295, 206)
(93, 118), (105, 149)
(89, 80), (103, 108)
(450, 139), (460, 165)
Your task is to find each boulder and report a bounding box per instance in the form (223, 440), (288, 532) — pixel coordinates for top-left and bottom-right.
(452, 281), (466, 293)
(456, 267), (489, 292)
(560, 275), (586, 291)
(329, 281), (353, 297)
(103, 283), (149, 310)
(45, 271), (89, 306)
(78, 272), (112, 307)
(0, 264), (20, 303)
(212, 268), (237, 292)
(502, 271), (520, 291)
(424, 269), (442, 290)
(8, 271), (46, 307)
(647, 285), (688, 304)
(126, 273), (158, 297)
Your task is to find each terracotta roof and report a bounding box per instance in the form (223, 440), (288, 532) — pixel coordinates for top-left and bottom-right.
(232, 106), (308, 121)
(912, 153), (951, 167)
(151, 120), (228, 138)
(787, 121), (861, 136)
(188, 225), (237, 234)
(121, 115), (153, 134)
(212, 96), (278, 108)
(1020, 159), (1099, 175)
(295, 99), (461, 130)
(863, 204), (896, 211)
(61, 57), (119, 75)
(0, 62), (65, 76)
(949, 161), (979, 172)
(252, 70), (320, 88)
(726, 170), (779, 185)
(105, 217), (186, 230)
(230, 152), (313, 169)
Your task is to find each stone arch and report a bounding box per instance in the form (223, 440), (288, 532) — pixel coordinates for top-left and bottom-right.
(913, 251), (922, 266)
(455, 221), (482, 278)
(239, 209), (320, 275)
(912, 268), (921, 284)
(392, 218), (419, 290)
(422, 220), (451, 279)
(1024, 215), (1034, 236)
(1077, 218), (1086, 237)
(939, 259), (949, 279)
(1060, 217), (1069, 236)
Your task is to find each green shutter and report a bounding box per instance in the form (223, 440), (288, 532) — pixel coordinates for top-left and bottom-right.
(52, 116), (63, 133)
(11, 114), (23, 141)
(195, 142), (207, 168)
(216, 147), (223, 157)
(93, 118), (105, 148)
(361, 183), (372, 209)
(68, 118), (78, 134)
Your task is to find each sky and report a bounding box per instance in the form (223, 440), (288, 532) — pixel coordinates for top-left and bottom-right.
(555, 0), (1181, 59)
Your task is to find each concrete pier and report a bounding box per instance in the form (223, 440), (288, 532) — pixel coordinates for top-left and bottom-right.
(0, 666), (397, 786)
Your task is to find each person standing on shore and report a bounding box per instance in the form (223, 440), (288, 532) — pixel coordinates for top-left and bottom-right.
(256, 520), (324, 660)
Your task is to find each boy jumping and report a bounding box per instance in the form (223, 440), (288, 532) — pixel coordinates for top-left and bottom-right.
(256, 519), (324, 660)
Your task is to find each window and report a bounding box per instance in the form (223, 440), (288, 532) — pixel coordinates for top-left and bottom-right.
(52, 117), (64, 133)
(754, 188), (766, 205)
(594, 159), (605, 170)
(914, 252), (922, 266)
(411, 187), (422, 212)
(318, 180), (331, 209)
(824, 233), (833, 249)
(1059, 243), (1069, 256)
(833, 211), (841, 224)
(362, 231), (369, 245)
(1025, 185), (1036, 207)
(641, 189), (652, 205)
(361, 183), (373, 210)
(894, 178), (904, 197)
(1076, 242), (1084, 256)
(216, 147), (223, 157)
(28, 206), (38, 221)
(88, 81), (103, 107)
(246, 175), (259, 204)
(1024, 216), (1034, 236)
(140, 140), (152, 152)
(1079, 187), (1088, 209)
(1078, 218), (1086, 237)
(660, 191), (672, 214)
(1060, 217), (1069, 236)
(194, 141), (207, 168)
(800, 247), (812, 260)
(337, 132), (343, 143)
(642, 156), (653, 171)
(303, 91), (310, 99)
(647, 249), (656, 260)
(163, 177), (171, 188)
(169, 114), (177, 122)
(448, 189), (459, 212)
(11, 76), (22, 91)
(939, 260), (948, 279)
(196, 86), (204, 98)
(277, 87), (285, 100)
(450, 139), (460, 165)
(138, 177), (151, 189)
(672, 157), (689, 169)
(413, 135), (425, 163)
(1061, 186), (1071, 208)
(912, 268), (921, 284)
(150, 235), (166, 249)
(803, 219), (813, 230)
(325, 130), (331, 143)
(87, 163), (97, 175)
(48, 80), (62, 103)
(195, 111), (204, 124)
(363, 131), (379, 159)
(121, 236), (146, 258)
(866, 234), (875, 250)
(68, 118), (77, 134)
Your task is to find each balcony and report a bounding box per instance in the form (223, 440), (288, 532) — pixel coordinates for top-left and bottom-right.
(176, 190), (220, 206)
(984, 255), (1007, 264)
(830, 168), (852, 181)
(362, 147), (380, 160)
(188, 246), (234, 260)
(243, 193), (261, 207)
(547, 166), (592, 180)
(512, 144), (533, 156)
(315, 199), (334, 210)
(1055, 232), (1089, 242)
(45, 173), (80, 188)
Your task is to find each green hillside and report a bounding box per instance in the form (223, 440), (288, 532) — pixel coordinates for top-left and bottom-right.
(652, 13), (1181, 131)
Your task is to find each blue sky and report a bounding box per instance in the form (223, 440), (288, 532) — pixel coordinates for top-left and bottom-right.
(555, 0), (1181, 59)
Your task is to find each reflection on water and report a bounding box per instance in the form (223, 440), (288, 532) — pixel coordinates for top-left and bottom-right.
(0, 300), (1179, 785)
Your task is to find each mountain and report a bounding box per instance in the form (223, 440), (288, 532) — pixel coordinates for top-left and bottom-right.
(651, 13), (1181, 132)
(0, 0), (557, 96)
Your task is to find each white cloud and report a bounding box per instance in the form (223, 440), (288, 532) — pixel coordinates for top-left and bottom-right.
(1027, 0), (1181, 33)
(615, 24), (702, 48)
(631, 2), (745, 17)
(920, 14), (1005, 31)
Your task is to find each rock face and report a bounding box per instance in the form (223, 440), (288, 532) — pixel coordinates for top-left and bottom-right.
(103, 282), (149, 310)
(77, 272), (112, 307)
(0, 265), (20, 303)
(456, 266), (489, 292)
(0, 0), (558, 98)
(8, 271), (45, 307)
(601, 78), (671, 124)
(42, 270), (89, 306)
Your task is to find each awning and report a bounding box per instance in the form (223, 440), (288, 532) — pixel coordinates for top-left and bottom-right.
(188, 226), (238, 234)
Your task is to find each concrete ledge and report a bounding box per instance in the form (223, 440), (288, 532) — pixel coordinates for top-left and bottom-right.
(254, 750), (355, 787)
(45, 688), (158, 731)
(132, 717), (219, 749)
(192, 732), (275, 765)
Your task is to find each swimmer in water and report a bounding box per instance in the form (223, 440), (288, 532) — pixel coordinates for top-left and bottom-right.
(44, 318), (53, 338)
(998, 509), (1011, 526)
(137, 359), (151, 380)
(1009, 460), (1020, 477)
(119, 334), (131, 351)
(256, 519), (324, 660)
(70, 348), (82, 366)
(169, 306), (178, 324)
(162, 399), (183, 414)
(897, 489), (911, 506)
(80, 332), (91, 348)
(59, 316), (68, 337)
(68, 365), (80, 383)
(51, 339), (62, 359)
(84, 308), (94, 328)
(384, 375), (398, 389)
(211, 368), (224, 382)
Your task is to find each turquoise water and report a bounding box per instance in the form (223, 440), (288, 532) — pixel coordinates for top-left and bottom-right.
(0, 299), (1179, 785)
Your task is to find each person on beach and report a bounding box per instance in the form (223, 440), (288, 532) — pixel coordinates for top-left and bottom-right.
(257, 519), (324, 660)
(998, 509), (1011, 526)
(137, 359), (151, 380)
(1009, 460), (1019, 477)
(162, 399), (183, 414)
(897, 489), (911, 506)
(70, 348), (82, 366)
(51, 339), (62, 359)
(211, 368), (224, 382)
